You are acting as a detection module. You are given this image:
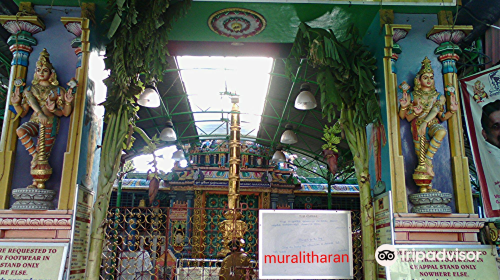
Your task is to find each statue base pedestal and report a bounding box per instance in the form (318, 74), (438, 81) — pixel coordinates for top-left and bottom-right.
(409, 192), (452, 214)
(0, 210), (72, 242)
(11, 188), (56, 210)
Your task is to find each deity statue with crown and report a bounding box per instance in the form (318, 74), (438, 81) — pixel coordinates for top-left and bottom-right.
(398, 57), (458, 194)
(10, 48), (77, 190)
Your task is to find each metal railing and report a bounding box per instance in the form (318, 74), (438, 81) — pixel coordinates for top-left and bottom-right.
(100, 206), (363, 280)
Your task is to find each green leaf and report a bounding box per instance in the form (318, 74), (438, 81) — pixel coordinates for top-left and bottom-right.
(107, 14), (122, 39)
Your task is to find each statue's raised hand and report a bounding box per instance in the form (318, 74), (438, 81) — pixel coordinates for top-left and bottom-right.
(11, 87), (21, 104)
(64, 88), (75, 104)
(11, 78), (24, 104)
(399, 81), (411, 108)
(450, 93), (459, 112)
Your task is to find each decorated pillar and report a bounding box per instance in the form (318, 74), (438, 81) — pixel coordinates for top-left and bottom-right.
(191, 190), (205, 258)
(0, 15), (45, 209)
(426, 24), (474, 213)
(383, 24), (411, 213)
(270, 192), (279, 209)
(261, 192), (270, 209)
(287, 194), (295, 209)
(218, 96), (247, 258)
(169, 191), (177, 207)
(185, 190), (194, 240)
(58, 16), (91, 210)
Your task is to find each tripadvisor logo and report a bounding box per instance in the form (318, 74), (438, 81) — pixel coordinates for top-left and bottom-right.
(375, 244), (397, 267)
(375, 245), (484, 267)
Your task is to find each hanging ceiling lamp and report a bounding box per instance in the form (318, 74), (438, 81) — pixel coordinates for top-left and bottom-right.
(172, 149), (185, 161)
(271, 146), (286, 163)
(160, 121), (177, 141)
(294, 83), (317, 110)
(280, 124), (298, 145)
(137, 84), (160, 108)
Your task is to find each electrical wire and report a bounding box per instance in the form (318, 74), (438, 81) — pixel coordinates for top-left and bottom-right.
(457, 6), (500, 30)
(457, 46), (493, 67)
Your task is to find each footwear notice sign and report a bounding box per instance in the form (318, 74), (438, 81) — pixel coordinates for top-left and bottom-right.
(0, 242), (68, 279)
(258, 210), (353, 279)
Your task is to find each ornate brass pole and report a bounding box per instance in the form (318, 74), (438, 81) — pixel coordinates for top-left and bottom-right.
(218, 96), (247, 258)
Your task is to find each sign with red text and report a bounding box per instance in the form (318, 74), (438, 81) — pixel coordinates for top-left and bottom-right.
(258, 210), (353, 279)
(170, 202), (188, 221)
(0, 242), (68, 279)
(388, 245), (499, 280)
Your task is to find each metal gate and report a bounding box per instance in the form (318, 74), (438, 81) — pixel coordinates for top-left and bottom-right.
(100, 206), (363, 279)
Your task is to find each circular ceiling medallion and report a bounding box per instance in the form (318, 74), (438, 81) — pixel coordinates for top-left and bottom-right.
(208, 8), (266, 39)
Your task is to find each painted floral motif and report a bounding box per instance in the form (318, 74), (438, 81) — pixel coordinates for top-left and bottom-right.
(208, 8), (266, 39)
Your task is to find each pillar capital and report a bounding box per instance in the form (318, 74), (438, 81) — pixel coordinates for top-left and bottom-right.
(0, 15), (45, 67)
(0, 15), (45, 35)
(61, 18), (85, 70)
(426, 25), (473, 74)
(386, 24), (411, 73)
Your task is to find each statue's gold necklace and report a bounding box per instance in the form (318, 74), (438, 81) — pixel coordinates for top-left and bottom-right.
(413, 89), (439, 111)
(32, 84), (57, 101)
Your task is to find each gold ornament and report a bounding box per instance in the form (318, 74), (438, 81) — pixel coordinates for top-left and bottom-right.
(417, 56), (434, 76)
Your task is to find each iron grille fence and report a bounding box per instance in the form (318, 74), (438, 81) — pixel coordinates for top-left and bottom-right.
(100, 206), (363, 280)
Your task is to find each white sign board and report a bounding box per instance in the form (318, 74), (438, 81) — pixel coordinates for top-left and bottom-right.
(259, 210), (353, 279)
(0, 242), (68, 280)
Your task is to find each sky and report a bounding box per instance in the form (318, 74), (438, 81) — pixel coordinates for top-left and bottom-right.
(132, 56), (274, 173)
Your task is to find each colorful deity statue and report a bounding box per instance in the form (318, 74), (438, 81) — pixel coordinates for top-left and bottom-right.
(473, 80), (488, 103)
(398, 57), (458, 193)
(10, 49), (77, 189)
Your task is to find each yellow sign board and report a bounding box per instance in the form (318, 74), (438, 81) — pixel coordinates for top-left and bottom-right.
(388, 245), (499, 280)
(0, 243), (68, 279)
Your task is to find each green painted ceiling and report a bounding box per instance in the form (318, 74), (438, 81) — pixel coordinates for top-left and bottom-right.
(169, 2), (381, 43)
(15, 1), (454, 44)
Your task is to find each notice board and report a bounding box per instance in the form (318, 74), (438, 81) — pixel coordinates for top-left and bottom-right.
(0, 242), (68, 279)
(388, 245), (500, 280)
(258, 210), (353, 279)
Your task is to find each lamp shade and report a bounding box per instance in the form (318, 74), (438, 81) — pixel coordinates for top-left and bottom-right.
(172, 150), (185, 161)
(271, 150), (286, 163)
(160, 121), (177, 141)
(137, 86), (160, 108)
(294, 83), (317, 110)
(280, 124), (298, 144)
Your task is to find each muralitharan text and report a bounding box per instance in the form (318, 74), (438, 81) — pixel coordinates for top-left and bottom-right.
(264, 251), (348, 263)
